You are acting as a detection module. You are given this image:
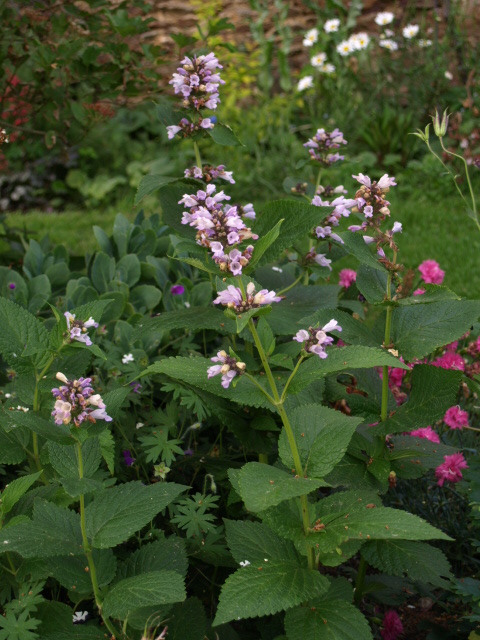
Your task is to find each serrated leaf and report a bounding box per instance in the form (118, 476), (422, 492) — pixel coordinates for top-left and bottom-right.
(300, 308), (380, 347)
(1, 472), (42, 515)
(213, 561), (329, 626)
(49, 548), (116, 593)
(98, 430), (115, 474)
(0, 500), (83, 557)
(361, 539), (453, 588)
(278, 405), (362, 479)
(237, 463), (324, 513)
(267, 285), (340, 335)
(117, 537), (188, 580)
(285, 597), (373, 640)
(392, 300), (480, 360)
(132, 307), (236, 340)
(397, 284), (461, 305)
(339, 231), (386, 271)
(224, 519), (300, 565)
(102, 570), (186, 619)
(0, 297), (49, 369)
(370, 365), (462, 436)
(355, 265), (388, 304)
(324, 453), (385, 491)
(158, 180), (201, 238)
(172, 254), (222, 275)
(0, 424), (29, 464)
(85, 481), (187, 548)
(48, 439), (101, 478)
(101, 387), (130, 420)
(70, 299), (114, 325)
(165, 597), (207, 640)
(135, 174), (177, 205)
(60, 478), (103, 497)
(247, 219), (283, 271)
(0, 408), (72, 445)
(207, 123), (242, 146)
(253, 200), (326, 265)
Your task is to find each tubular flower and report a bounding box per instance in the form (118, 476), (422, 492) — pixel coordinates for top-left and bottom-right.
(52, 372), (112, 427)
(304, 128), (347, 166)
(213, 282), (282, 312)
(169, 52), (224, 112)
(65, 312), (98, 346)
(184, 164), (235, 184)
(293, 320), (342, 358)
(207, 351), (246, 388)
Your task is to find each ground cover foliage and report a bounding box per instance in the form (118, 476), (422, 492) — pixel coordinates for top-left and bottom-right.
(1, 3), (480, 640)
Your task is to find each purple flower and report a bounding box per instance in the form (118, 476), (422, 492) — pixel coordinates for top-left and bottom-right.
(293, 320), (342, 359)
(123, 450), (135, 466)
(184, 448), (194, 456)
(8, 282), (15, 290)
(169, 53), (224, 113)
(64, 312), (98, 347)
(304, 128), (347, 166)
(207, 350), (246, 388)
(171, 284), (185, 295)
(129, 381), (142, 394)
(213, 282), (282, 312)
(51, 372), (112, 427)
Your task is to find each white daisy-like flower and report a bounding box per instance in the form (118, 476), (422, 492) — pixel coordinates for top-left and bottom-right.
(122, 353), (134, 364)
(311, 52), (327, 67)
(303, 28), (319, 47)
(73, 611), (89, 623)
(324, 18), (340, 33)
(418, 38), (432, 47)
(379, 39), (398, 51)
(297, 75), (314, 91)
(403, 24), (419, 38)
(336, 40), (354, 56)
(375, 11), (394, 25)
(350, 32), (370, 50)
(319, 63), (336, 74)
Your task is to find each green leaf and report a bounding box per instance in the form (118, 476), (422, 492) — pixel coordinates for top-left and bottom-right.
(60, 478), (103, 498)
(339, 231), (386, 271)
(85, 481), (187, 548)
(213, 561), (329, 626)
(48, 439), (101, 478)
(165, 598), (207, 640)
(246, 219), (283, 271)
(267, 285), (340, 336)
(102, 570), (186, 619)
(253, 200), (326, 265)
(396, 284), (461, 305)
(278, 405), (362, 479)
(0, 408), (72, 445)
(207, 123), (243, 146)
(361, 539), (453, 588)
(0, 424), (29, 464)
(1, 472), (42, 515)
(0, 609), (40, 640)
(355, 265), (388, 304)
(392, 300), (480, 360)
(300, 309), (380, 347)
(0, 500), (83, 558)
(158, 180), (200, 238)
(284, 597), (373, 640)
(138, 430), (184, 465)
(236, 463), (324, 513)
(172, 255), (222, 276)
(370, 365), (462, 436)
(98, 430), (115, 474)
(0, 297), (49, 369)
(117, 538), (188, 580)
(224, 519), (300, 564)
(49, 548), (116, 593)
(90, 253), (115, 294)
(129, 284), (162, 313)
(132, 307), (235, 339)
(135, 174), (177, 206)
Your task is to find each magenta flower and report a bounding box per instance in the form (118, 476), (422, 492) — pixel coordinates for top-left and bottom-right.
(409, 427), (440, 443)
(207, 350), (246, 388)
(435, 452), (468, 486)
(418, 259), (445, 284)
(413, 287), (426, 296)
(8, 282), (15, 290)
(338, 269), (357, 288)
(432, 352), (465, 371)
(171, 284), (185, 295)
(381, 610), (403, 640)
(123, 450), (135, 466)
(293, 320), (342, 359)
(444, 406), (469, 430)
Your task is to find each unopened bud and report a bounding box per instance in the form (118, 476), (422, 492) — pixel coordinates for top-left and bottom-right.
(199, 84), (206, 91)
(431, 108), (449, 137)
(379, 206), (390, 216)
(56, 372), (68, 383)
(218, 350), (228, 358)
(220, 364), (230, 374)
(236, 361), (246, 371)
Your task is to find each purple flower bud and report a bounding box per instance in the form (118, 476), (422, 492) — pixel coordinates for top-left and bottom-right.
(123, 450), (135, 466)
(171, 284), (185, 295)
(8, 282), (15, 290)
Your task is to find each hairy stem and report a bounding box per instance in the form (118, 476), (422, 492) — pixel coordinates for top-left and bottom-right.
(381, 253), (396, 422)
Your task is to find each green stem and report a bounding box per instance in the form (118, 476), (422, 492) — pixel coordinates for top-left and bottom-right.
(258, 453), (268, 464)
(76, 442), (121, 639)
(380, 253), (395, 422)
(426, 139), (472, 213)
(314, 168), (323, 194)
(244, 372), (276, 405)
(354, 555), (368, 605)
(281, 355), (305, 403)
(32, 354), (57, 483)
(276, 273), (303, 296)
(439, 137), (478, 220)
(193, 140), (202, 169)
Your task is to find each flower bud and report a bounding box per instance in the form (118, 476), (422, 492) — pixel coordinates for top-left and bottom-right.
(431, 108), (449, 137)
(56, 372), (68, 383)
(379, 206), (390, 216)
(218, 350), (228, 358)
(236, 361), (246, 371)
(220, 364), (230, 374)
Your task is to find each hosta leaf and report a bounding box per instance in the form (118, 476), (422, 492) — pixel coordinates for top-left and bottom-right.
(278, 404), (362, 479)
(253, 200), (326, 265)
(213, 561), (329, 626)
(85, 481), (187, 548)
(224, 519), (300, 565)
(102, 570), (186, 619)
(370, 365), (462, 436)
(284, 598), (373, 640)
(237, 462), (324, 513)
(0, 500), (83, 558)
(391, 300), (480, 360)
(361, 539), (453, 588)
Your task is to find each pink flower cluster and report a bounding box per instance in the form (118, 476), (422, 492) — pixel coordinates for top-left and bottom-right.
(293, 320), (342, 358)
(418, 259), (445, 285)
(381, 610), (403, 640)
(180, 184), (257, 276)
(52, 372), (112, 427)
(304, 128), (347, 165)
(432, 351), (465, 371)
(207, 350), (246, 388)
(338, 269), (357, 288)
(409, 426), (440, 443)
(435, 452), (468, 486)
(214, 282), (282, 312)
(64, 312), (98, 346)
(444, 405), (469, 429)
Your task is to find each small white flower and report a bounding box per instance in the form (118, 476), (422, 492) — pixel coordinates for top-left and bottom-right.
(375, 12), (394, 25)
(122, 353), (134, 364)
(239, 560), (251, 567)
(184, 301), (191, 308)
(379, 39), (398, 51)
(3, 540), (9, 544)
(297, 75), (314, 91)
(271, 266), (283, 273)
(336, 40), (354, 56)
(324, 19), (340, 33)
(403, 24), (419, 39)
(311, 52), (327, 67)
(4, 393), (11, 398)
(303, 28), (319, 47)
(136, 422), (145, 429)
(418, 39), (432, 47)
(73, 611), (89, 623)
(319, 63), (336, 74)
(16, 406), (29, 412)
(350, 32), (370, 50)
(445, 70), (453, 80)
